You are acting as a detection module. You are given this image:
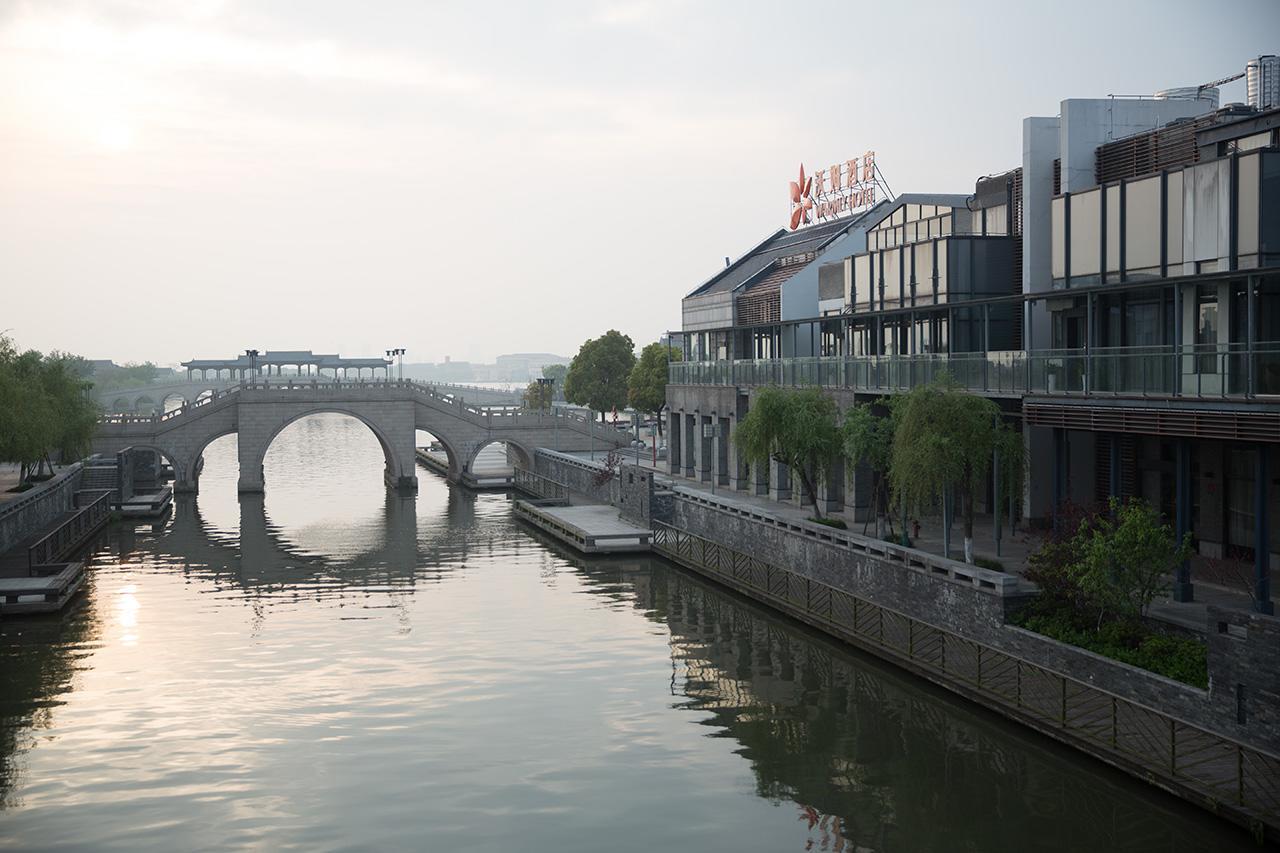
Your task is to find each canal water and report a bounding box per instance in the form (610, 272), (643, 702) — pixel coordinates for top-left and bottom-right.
(0, 415), (1253, 851)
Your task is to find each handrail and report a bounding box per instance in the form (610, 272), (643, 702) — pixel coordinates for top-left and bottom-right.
(652, 521), (1280, 834)
(27, 489), (113, 573)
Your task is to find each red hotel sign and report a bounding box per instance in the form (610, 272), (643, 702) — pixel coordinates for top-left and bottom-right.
(789, 151), (876, 230)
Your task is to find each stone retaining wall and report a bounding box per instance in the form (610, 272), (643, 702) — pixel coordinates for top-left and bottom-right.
(0, 464), (84, 555)
(533, 450), (617, 505)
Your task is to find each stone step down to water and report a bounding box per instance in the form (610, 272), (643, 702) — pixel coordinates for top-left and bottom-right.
(513, 501), (651, 553)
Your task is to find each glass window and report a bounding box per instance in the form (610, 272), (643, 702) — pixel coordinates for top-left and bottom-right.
(1105, 185), (1121, 278)
(1238, 131), (1274, 152)
(927, 216), (940, 238)
(892, 207), (905, 226)
(936, 238), (948, 302)
(921, 205), (936, 218)
(881, 248), (901, 309)
(853, 253), (872, 310)
(1070, 188), (1102, 282)
(1125, 175), (1161, 276)
(1238, 152), (1260, 256)
(986, 203), (1008, 236)
(1167, 170), (1184, 268)
(1197, 285), (1219, 374)
(941, 214), (952, 236)
(1051, 196), (1066, 282)
(906, 203), (921, 222)
(913, 241), (934, 293)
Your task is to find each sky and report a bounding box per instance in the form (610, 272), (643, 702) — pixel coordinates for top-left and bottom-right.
(1, 0), (1277, 366)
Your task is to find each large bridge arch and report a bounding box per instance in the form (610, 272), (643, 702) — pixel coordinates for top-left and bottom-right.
(466, 438), (533, 475)
(237, 404), (418, 494)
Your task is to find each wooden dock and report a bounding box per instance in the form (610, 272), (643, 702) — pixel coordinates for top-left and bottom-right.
(513, 501), (651, 553)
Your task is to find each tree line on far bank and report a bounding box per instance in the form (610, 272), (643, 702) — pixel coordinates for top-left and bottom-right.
(523, 330), (680, 432)
(0, 335), (99, 489)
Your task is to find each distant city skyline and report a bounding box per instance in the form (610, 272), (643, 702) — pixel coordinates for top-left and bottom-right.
(2, 0), (1276, 364)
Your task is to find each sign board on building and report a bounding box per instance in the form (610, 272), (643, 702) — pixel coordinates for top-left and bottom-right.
(789, 152), (877, 230)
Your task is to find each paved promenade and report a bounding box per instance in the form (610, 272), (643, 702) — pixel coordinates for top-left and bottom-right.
(561, 448), (1273, 631)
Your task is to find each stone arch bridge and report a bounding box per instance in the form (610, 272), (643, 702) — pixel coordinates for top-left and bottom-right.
(92, 380), (627, 493)
(97, 378), (524, 414)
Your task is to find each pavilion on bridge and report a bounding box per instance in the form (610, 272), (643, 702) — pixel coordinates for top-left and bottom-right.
(181, 350), (393, 381)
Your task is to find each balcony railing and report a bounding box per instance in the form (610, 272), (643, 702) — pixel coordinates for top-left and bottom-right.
(668, 344), (1280, 399)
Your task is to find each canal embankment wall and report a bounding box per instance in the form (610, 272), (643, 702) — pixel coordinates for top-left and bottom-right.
(666, 488), (1279, 755)
(0, 464), (84, 555)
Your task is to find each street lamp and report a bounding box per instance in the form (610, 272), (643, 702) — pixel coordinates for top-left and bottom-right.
(386, 347), (406, 382)
(536, 377), (558, 451)
(245, 349), (259, 385)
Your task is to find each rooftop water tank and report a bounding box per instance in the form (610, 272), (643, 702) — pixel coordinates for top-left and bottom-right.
(1154, 86), (1220, 108)
(1247, 55), (1280, 111)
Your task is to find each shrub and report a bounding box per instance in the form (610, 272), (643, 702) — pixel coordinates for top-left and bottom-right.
(1015, 609), (1208, 688)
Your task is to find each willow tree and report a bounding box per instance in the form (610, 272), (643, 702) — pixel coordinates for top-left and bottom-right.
(842, 399), (898, 539)
(735, 386), (841, 519)
(888, 375), (1020, 563)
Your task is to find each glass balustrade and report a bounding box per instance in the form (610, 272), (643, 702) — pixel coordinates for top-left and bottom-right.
(667, 343), (1280, 399)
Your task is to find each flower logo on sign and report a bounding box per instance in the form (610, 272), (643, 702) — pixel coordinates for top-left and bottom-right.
(789, 165), (814, 231)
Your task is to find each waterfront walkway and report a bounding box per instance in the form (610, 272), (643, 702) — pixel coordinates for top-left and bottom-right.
(566, 448), (1272, 631)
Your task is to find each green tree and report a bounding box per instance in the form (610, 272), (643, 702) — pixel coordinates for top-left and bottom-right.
(888, 375), (1020, 563)
(841, 399), (897, 538)
(0, 336), (99, 486)
(1073, 498), (1192, 627)
(628, 343), (680, 436)
(735, 386), (842, 519)
(564, 330), (635, 420)
(89, 361), (162, 391)
(523, 380), (553, 411)
(541, 363), (568, 387)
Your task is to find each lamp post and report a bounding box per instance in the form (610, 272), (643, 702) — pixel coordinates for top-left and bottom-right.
(245, 349), (259, 386)
(386, 348), (406, 382)
(535, 377), (558, 451)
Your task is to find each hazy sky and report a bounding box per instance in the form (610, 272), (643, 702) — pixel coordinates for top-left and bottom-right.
(2, 0), (1277, 366)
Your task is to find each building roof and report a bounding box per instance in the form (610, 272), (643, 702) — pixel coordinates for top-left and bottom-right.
(685, 206), (888, 299)
(181, 350), (391, 369)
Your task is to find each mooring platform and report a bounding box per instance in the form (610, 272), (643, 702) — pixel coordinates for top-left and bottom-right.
(513, 501), (651, 553)
(0, 562), (86, 615)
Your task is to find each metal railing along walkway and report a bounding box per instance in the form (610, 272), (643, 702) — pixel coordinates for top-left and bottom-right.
(652, 522), (1280, 841)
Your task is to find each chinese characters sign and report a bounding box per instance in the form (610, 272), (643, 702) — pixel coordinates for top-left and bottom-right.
(788, 152), (877, 230)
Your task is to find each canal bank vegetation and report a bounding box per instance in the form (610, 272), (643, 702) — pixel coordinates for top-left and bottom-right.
(0, 335), (98, 489)
(1018, 498), (1207, 687)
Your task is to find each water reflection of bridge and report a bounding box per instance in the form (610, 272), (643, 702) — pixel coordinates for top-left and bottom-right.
(548, 546), (1250, 852)
(110, 491), (507, 595)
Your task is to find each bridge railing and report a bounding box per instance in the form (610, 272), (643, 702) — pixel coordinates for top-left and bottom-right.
(96, 379), (630, 444)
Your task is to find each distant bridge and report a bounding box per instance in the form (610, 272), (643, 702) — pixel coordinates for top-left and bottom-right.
(96, 378), (525, 413)
(92, 379), (626, 493)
